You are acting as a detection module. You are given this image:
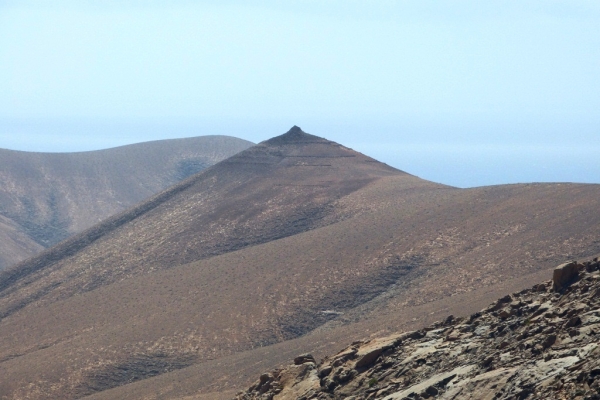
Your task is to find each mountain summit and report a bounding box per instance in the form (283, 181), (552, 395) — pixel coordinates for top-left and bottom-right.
(265, 125), (327, 145)
(229, 125), (392, 171)
(0, 127), (415, 319)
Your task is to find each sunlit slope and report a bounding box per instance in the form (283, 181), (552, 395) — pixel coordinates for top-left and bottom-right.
(1, 128), (600, 399)
(0, 135), (253, 269)
(86, 180), (600, 400)
(0, 127), (415, 320)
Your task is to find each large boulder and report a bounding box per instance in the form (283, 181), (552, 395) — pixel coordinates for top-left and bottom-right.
(552, 261), (580, 291)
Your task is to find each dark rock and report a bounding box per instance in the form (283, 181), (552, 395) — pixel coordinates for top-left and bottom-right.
(409, 330), (426, 340)
(259, 373), (274, 384)
(566, 316), (582, 328)
(498, 340), (510, 350)
(320, 377), (337, 392)
(425, 385), (439, 396)
(355, 349), (384, 369)
(469, 312), (482, 322)
(481, 355), (495, 367)
(333, 366), (356, 383)
(532, 283), (547, 292)
(294, 353), (316, 365)
(499, 294), (513, 303)
(318, 366), (333, 378)
(553, 261), (579, 291)
(541, 334), (557, 349)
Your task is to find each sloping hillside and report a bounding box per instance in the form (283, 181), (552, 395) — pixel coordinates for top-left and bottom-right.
(236, 260), (600, 400)
(0, 135), (253, 269)
(1, 127), (599, 399)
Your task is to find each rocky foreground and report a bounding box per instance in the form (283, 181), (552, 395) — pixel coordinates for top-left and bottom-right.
(235, 260), (600, 400)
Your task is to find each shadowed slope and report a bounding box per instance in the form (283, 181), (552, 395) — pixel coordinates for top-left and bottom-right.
(0, 135), (253, 269)
(1, 128), (600, 399)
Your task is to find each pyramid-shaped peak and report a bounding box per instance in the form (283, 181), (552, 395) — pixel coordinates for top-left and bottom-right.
(279, 125), (312, 140)
(264, 126), (329, 146)
(287, 125), (303, 134)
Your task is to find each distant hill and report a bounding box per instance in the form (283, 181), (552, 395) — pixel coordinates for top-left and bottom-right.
(0, 135), (253, 269)
(0, 127), (599, 400)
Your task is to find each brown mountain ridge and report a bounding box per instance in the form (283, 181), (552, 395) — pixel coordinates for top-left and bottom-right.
(0, 135), (253, 270)
(1, 127), (600, 399)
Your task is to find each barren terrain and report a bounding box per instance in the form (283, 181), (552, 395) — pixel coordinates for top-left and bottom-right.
(0, 135), (252, 269)
(236, 260), (600, 400)
(1, 127), (599, 399)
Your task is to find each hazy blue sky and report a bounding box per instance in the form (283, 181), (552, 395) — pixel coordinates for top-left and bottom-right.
(1, 1), (599, 187)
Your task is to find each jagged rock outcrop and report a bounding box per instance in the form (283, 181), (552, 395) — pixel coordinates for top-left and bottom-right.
(235, 259), (600, 400)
